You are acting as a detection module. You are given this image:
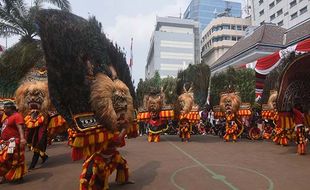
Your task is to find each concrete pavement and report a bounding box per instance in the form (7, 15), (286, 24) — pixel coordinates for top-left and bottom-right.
(2, 135), (310, 190)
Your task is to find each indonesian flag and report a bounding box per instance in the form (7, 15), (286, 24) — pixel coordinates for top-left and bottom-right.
(254, 38), (310, 99)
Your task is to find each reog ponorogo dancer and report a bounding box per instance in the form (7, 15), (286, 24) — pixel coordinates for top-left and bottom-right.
(36, 9), (137, 189)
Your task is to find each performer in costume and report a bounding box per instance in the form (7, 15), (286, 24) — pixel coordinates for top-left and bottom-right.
(179, 118), (191, 142)
(15, 81), (50, 170)
(269, 91), (289, 146)
(220, 91), (241, 142)
(36, 9), (136, 189)
(0, 100), (6, 129)
(146, 89), (167, 143)
(292, 101), (307, 155)
(177, 85), (196, 141)
(262, 120), (274, 140)
(261, 104), (275, 140)
(0, 102), (27, 184)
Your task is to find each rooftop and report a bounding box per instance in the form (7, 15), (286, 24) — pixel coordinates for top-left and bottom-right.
(211, 20), (310, 72)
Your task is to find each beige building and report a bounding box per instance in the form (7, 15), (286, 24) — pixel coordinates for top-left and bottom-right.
(201, 17), (251, 67)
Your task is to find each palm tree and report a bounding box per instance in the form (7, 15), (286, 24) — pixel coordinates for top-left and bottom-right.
(0, 0), (70, 40)
(0, 0), (71, 97)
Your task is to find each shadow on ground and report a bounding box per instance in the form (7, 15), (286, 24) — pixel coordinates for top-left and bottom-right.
(110, 161), (160, 190)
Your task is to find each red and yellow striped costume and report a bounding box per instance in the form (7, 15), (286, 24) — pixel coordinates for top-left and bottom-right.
(47, 114), (68, 139)
(0, 139), (27, 181)
(137, 110), (172, 142)
(80, 150), (129, 190)
(262, 125), (273, 140)
(261, 110), (277, 140)
(179, 124), (190, 141)
(24, 113), (48, 156)
(273, 112), (291, 146)
(67, 118), (130, 190)
(223, 113), (238, 142)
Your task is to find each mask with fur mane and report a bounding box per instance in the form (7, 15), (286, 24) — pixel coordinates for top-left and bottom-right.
(178, 86), (194, 114)
(220, 92), (241, 114)
(15, 81), (50, 116)
(147, 92), (163, 119)
(36, 10), (135, 130)
(267, 90), (278, 110)
(90, 74), (133, 130)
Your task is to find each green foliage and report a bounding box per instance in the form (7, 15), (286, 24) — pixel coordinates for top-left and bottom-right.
(176, 63), (211, 108)
(136, 71), (162, 107)
(0, 0), (70, 96)
(0, 40), (44, 97)
(210, 67), (255, 105)
(161, 76), (177, 105)
(0, 0), (71, 39)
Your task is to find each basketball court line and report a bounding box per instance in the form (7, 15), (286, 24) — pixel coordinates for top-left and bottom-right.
(166, 139), (239, 190)
(165, 138), (275, 190)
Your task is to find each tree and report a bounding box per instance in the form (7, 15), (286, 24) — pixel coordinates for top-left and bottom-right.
(136, 78), (146, 108)
(0, 0), (71, 40)
(0, 0), (71, 97)
(210, 67), (256, 106)
(161, 76), (177, 105)
(135, 71), (162, 108)
(176, 63), (211, 108)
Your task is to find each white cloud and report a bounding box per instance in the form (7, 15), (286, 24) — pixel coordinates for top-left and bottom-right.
(0, 0), (191, 85)
(105, 0), (190, 84)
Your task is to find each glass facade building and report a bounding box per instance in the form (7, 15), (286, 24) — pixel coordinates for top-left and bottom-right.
(184, 0), (242, 32)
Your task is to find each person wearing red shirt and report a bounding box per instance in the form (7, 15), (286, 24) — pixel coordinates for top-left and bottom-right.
(292, 103), (307, 155)
(0, 101), (27, 183)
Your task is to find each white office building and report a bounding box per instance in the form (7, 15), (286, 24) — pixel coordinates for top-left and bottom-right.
(248, 0), (310, 29)
(145, 16), (199, 79)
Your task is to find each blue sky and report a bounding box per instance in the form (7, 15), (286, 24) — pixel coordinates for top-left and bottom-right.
(0, 0), (244, 86)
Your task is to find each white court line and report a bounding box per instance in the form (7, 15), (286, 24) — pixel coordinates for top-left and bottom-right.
(166, 139), (239, 190)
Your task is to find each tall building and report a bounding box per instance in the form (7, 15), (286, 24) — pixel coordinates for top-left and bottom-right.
(201, 17), (251, 67)
(145, 16), (199, 79)
(248, 0), (310, 29)
(183, 0), (242, 32)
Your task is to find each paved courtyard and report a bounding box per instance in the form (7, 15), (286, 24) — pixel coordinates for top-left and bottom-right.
(2, 135), (310, 190)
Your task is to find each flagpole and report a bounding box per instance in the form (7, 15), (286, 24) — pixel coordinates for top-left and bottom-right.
(130, 37), (133, 76)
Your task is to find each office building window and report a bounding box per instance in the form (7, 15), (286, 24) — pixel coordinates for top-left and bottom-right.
(277, 9), (283, 16)
(223, 36), (230, 40)
(223, 25), (230, 30)
(269, 2), (275, 9)
(291, 12), (298, 20)
(270, 14), (276, 21)
(231, 25), (236, 30)
(232, 36), (237, 41)
(259, 10), (264, 16)
(259, 0), (264, 5)
(243, 25), (247, 30)
(278, 20), (283, 26)
(300, 6), (308, 15)
(237, 25), (242, 30)
(290, 0), (297, 8)
(276, 0), (281, 3)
